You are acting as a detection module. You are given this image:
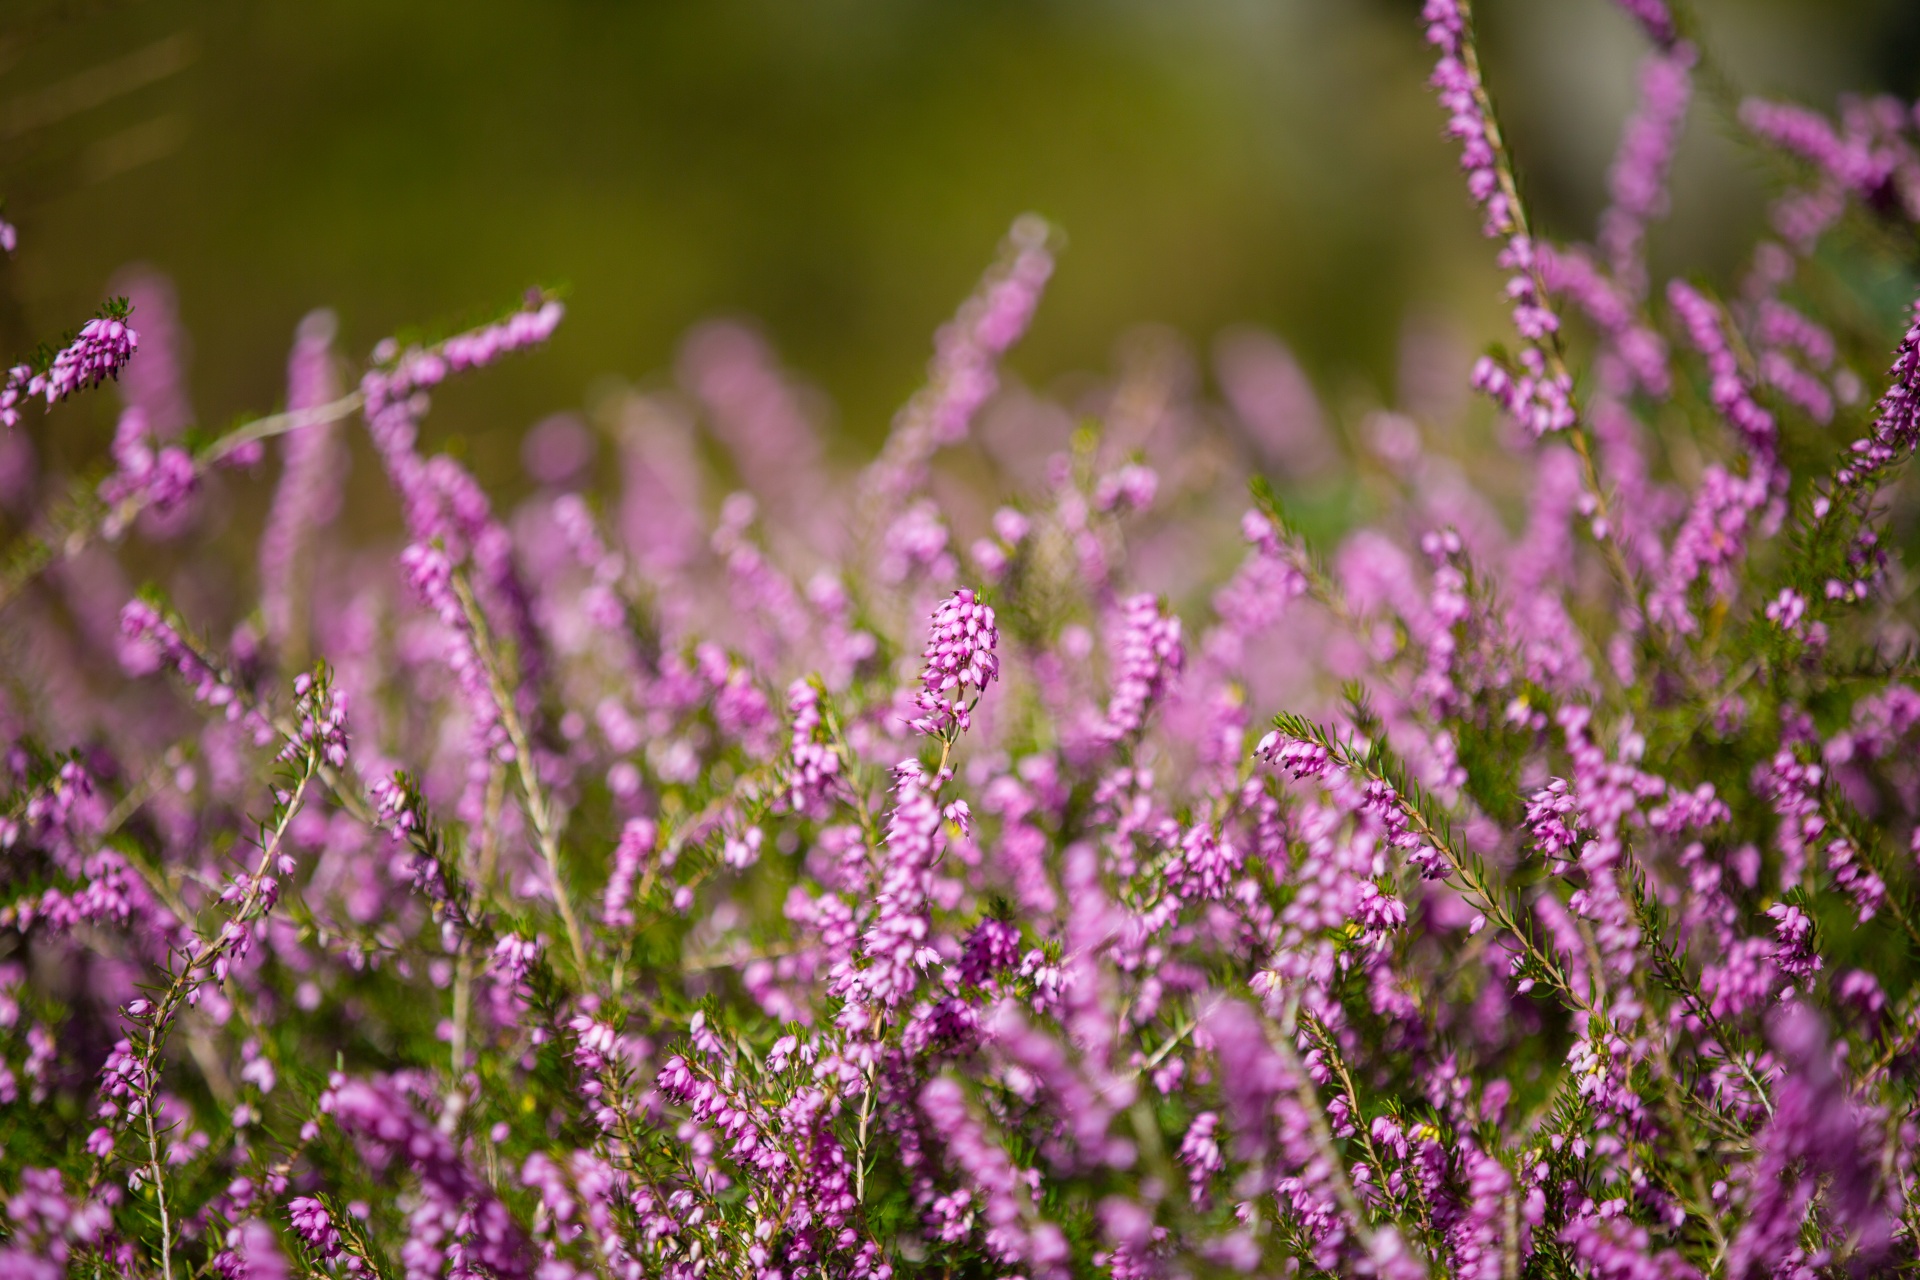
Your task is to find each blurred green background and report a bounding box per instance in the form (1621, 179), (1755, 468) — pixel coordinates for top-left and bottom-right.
(3, 0), (1918, 471)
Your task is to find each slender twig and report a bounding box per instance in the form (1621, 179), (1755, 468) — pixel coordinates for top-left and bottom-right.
(0, 392), (363, 612)
(450, 571), (590, 977)
(1451, 0), (1642, 613)
(112, 763), (316, 1276)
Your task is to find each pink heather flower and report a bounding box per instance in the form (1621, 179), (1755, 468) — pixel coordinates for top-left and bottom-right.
(1536, 245), (1669, 397)
(784, 679), (843, 817)
(1177, 1112), (1224, 1207)
(1767, 903), (1822, 984)
(1214, 328), (1337, 477)
(0, 364), (28, 431)
(924, 215), (1054, 448)
(1425, 0), (1577, 435)
(1451, 1147), (1513, 1280)
(1560, 1204), (1700, 1280)
(98, 407), (197, 531)
(260, 310), (345, 648)
(864, 216), (1055, 511)
(286, 1197), (340, 1261)
(957, 917), (1021, 987)
(1646, 464), (1768, 635)
(920, 1075), (1069, 1279)
(1764, 587), (1807, 635)
(279, 670), (349, 770)
(1727, 1006), (1892, 1275)
(1256, 732), (1329, 781)
(1738, 97), (1904, 207)
(850, 763), (947, 1012)
(1667, 280), (1776, 463)
(213, 1219), (292, 1280)
(1100, 593), (1183, 746)
(323, 1076), (533, 1280)
(31, 316), (139, 406)
(1093, 463), (1158, 515)
(1165, 822), (1243, 902)
(4, 304), (144, 430)
(1470, 345), (1576, 437)
(602, 816), (655, 929)
(1607, 0), (1676, 46)
(0, 217), (15, 255)
(911, 588), (1000, 738)
(1605, 42), (1697, 295)
(118, 599), (274, 742)
(1830, 296), (1920, 491)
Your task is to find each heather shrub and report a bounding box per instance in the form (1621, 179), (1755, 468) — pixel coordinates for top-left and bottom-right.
(5, 1), (1920, 1277)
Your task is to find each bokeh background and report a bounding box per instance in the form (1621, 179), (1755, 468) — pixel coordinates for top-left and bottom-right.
(3, 0), (1918, 480)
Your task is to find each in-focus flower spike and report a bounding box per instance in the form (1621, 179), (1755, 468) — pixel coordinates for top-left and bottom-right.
(286, 1197), (341, 1263)
(1829, 294), (1920, 493)
(278, 668), (349, 771)
(910, 588), (1000, 739)
(3, 305), (141, 430)
(30, 312), (139, 406)
(1424, 0), (1577, 436)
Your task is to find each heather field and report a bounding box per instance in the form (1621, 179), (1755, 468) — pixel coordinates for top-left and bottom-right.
(5, 0), (1920, 1276)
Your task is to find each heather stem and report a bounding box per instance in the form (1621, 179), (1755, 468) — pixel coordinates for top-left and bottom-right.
(451, 570), (591, 977)
(119, 761), (314, 1272)
(1449, 0), (1642, 612)
(1301, 1013), (1397, 1223)
(1279, 716), (1584, 1011)
(1271, 995), (1408, 1268)
(0, 390), (363, 612)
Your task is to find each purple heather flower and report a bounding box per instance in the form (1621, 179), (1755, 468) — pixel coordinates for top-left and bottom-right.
(1667, 280), (1777, 464)
(1727, 1004), (1892, 1276)
(911, 588), (1000, 738)
(1561, 1203), (1700, 1280)
(1739, 97), (1908, 209)
(1537, 245), (1669, 397)
(97, 407), (197, 533)
(920, 1075), (1070, 1280)
(1608, 0), (1677, 46)
(1100, 593), (1183, 746)
(30, 316), (139, 407)
(865, 217), (1054, 514)
(1425, 0), (1577, 436)
(213, 1218), (292, 1280)
(260, 310), (345, 649)
(601, 816), (655, 929)
(1646, 464), (1768, 634)
(1767, 903), (1822, 985)
(847, 763), (946, 1013)
(1214, 328), (1338, 476)
(1256, 732), (1332, 781)
(1601, 43), (1694, 298)
(1830, 295), (1920, 493)
(323, 1076), (533, 1280)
